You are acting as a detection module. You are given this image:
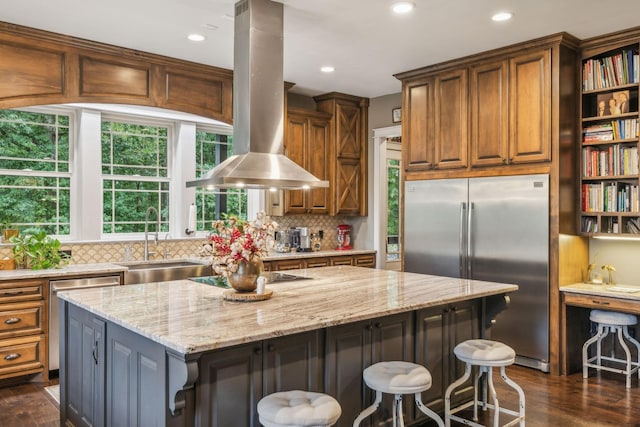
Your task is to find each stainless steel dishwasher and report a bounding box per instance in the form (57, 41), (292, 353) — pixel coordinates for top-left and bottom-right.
(49, 275), (121, 371)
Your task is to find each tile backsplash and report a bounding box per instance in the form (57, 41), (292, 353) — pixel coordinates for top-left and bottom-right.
(0, 215), (351, 265)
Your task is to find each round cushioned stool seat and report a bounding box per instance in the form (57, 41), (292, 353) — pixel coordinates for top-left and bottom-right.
(257, 390), (341, 427)
(363, 361), (432, 394)
(590, 309), (637, 326)
(453, 339), (516, 367)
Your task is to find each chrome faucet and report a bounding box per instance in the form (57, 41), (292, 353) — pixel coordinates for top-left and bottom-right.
(144, 207), (159, 261)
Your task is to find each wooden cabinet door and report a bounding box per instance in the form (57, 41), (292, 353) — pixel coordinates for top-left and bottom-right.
(284, 113), (308, 214)
(434, 68), (468, 170)
(403, 77), (436, 171)
(447, 300), (480, 408)
(371, 312), (415, 426)
(106, 323), (167, 427)
(263, 330), (323, 395)
(64, 305), (105, 427)
(508, 48), (551, 164)
(470, 60), (509, 167)
(414, 305), (448, 415)
(325, 320), (372, 427)
(307, 116), (330, 214)
(197, 342), (262, 427)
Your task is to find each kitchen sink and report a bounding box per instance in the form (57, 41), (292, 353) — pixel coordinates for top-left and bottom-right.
(116, 260), (212, 285)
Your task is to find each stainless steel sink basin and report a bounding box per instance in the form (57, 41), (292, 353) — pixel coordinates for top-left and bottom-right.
(116, 260), (212, 285)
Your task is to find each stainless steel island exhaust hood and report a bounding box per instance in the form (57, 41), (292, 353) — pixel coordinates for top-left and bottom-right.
(186, 0), (329, 190)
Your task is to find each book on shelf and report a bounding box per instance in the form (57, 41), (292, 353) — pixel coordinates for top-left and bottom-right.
(627, 218), (640, 234)
(583, 49), (639, 91)
(581, 182), (639, 212)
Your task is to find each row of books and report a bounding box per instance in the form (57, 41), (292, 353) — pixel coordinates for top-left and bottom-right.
(583, 119), (639, 142)
(582, 49), (639, 91)
(581, 217), (599, 233)
(581, 182), (640, 212)
(628, 218), (640, 234)
(582, 145), (639, 177)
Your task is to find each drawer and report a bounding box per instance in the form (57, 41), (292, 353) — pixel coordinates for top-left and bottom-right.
(305, 257), (330, 268)
(353, 254), (376, 268)
(273, 259), (305, 271)
(0, 301), (44, 338)
(563, 293), (640, 315)
(329, 256), (353, 266)
(0, 280), (45, 304)
(0, 335), (44, 378)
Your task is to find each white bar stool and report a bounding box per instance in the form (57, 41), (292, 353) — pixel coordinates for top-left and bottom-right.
(353, 360), (444, 427)
(257, 390), (341, 427)
(445, 339), (525, 427)
(582, 309), (640, 388)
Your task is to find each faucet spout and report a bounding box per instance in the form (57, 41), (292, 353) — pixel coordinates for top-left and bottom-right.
(144, 207), (160, 261)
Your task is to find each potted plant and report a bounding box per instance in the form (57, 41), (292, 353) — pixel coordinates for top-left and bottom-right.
(1, 218), (19, 242)
(10, 228), (70, 270)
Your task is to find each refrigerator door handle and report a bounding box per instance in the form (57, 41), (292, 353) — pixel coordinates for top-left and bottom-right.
(459, 202), (466, 278)
(467, 202), (474, 278)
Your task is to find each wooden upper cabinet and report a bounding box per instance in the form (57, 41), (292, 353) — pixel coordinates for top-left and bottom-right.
(314, 92), (369, 216)
(508, 48), (551, 164)
(397, 39), (559, 176)
(470, 60), (509, 167)
(283, 108), (331, 214)
(434, 68), (468, 170)
(403, 77), (435, 171)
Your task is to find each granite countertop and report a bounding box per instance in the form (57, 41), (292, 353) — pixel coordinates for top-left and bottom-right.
(263, 249), (376, 260)
(58, 265), (518, 355)
(0, 262), (129, 280)
(560, 282), (640, 301)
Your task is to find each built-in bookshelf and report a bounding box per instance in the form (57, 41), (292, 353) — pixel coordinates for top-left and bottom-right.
(580, 40), (640, 236)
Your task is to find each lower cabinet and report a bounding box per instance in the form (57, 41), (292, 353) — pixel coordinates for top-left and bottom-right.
(62, 304), (170, 427)
(63, 304), (106, 427)
(195, 330), (322, 427)
(414, 300), (480, 419)
(324, 312), (414, 427)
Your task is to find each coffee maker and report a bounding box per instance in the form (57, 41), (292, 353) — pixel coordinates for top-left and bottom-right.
(296, 227), (311, 252)
(336, 224), (352, 250)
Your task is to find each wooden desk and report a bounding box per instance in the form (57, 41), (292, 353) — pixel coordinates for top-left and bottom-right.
(560, 283), (640, 375)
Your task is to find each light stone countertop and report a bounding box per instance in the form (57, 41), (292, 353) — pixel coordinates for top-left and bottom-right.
(58, 266), (518, 356)
(0, 262), (128, 280)
(560, 282), (640, 301)
(263, 249), (376, 260)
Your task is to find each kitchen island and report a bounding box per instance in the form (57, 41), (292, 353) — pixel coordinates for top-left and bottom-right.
(58, 266), (517, 427)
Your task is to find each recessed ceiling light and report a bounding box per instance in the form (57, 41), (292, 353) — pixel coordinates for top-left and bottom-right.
(391, 2), (415, 14)
(321, 66), (335, 73)
(492, 12), (513, 22)
(187, 33), (206, 42)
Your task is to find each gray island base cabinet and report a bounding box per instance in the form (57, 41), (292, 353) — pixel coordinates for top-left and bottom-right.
(57, 266), (516, 427)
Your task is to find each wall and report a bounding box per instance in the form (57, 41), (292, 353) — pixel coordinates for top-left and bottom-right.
(589, 239), (640, 285)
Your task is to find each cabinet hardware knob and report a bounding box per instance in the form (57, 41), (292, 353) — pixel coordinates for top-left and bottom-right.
(366, 324), (372, 331)
(254, 348), (262, 355)
(374, 322), (382, 328)
(502, 158), (507, 164)
(267, 344), (275, 352)
(4, 317), (21, 324)
(591, 300), (610, 305)
(4, 353), (20, 361)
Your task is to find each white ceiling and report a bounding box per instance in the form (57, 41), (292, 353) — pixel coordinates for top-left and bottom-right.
(3, 0), (640, 99)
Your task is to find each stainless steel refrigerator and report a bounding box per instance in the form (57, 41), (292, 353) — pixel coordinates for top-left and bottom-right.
(404, 174), (550, 372)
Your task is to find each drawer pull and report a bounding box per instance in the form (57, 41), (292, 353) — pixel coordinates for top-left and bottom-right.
(2, 291), (24, 297)
(591, 300), (610, 306)
(4, 353), (21, 361)
(4, 317), (21, 325)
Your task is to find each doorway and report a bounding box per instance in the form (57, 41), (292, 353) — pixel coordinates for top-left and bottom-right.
(372, 125), (402, 271)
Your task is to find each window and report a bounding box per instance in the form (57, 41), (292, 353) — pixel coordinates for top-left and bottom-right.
(101, 119), (170, 234)
(386, 157), (401, 261)
(0, 109), (71, 235)
(195, 128), (247, 229)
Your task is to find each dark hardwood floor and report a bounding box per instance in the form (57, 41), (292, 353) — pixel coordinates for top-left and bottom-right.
(1, 365), (640, 426)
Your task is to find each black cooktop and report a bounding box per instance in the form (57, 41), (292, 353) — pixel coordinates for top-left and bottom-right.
(189, 272), (311, 289)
